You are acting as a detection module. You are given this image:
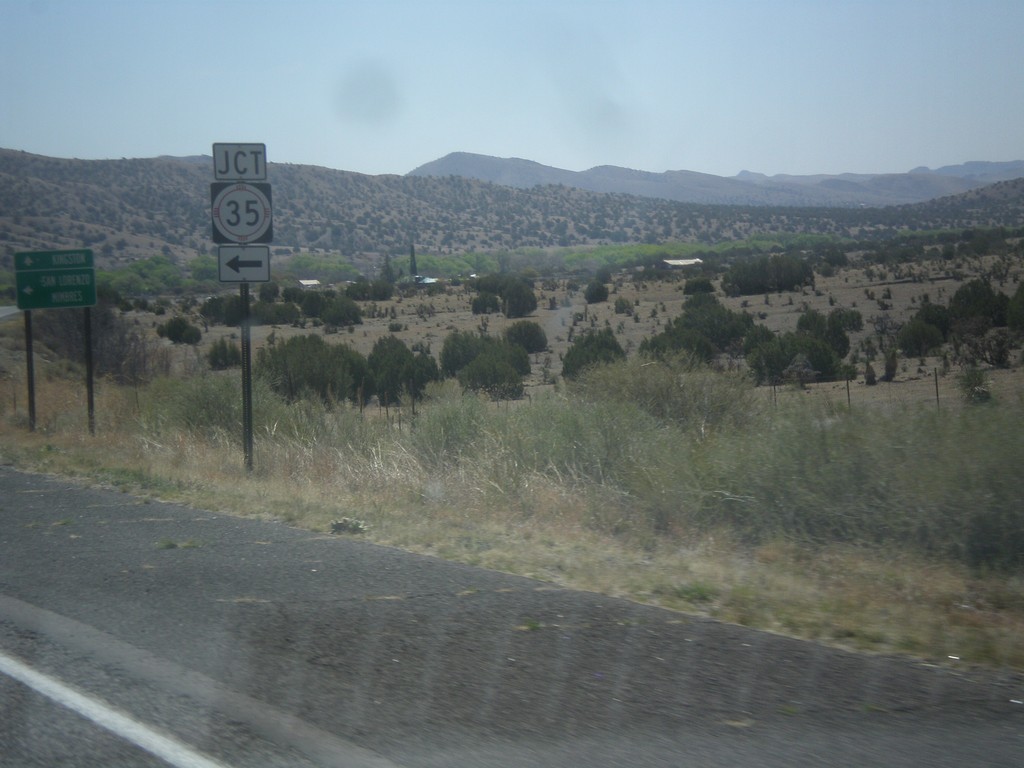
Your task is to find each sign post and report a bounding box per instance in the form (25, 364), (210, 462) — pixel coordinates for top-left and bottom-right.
(15, 249), (97, 433)
(212, 144), (272, 472)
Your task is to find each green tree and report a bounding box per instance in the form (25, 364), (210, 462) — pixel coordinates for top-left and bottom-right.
(256, 334), (367, 405)
(368, 335), (415, 406)
(640, 293), (751, 361)
(505, 320), (547, 354)
(380, 254), (397, 284)
(562, 328), (625, 379)
(156, 316), (201, 344)
(471, 292), (501, 314)
(188, 255), (218, 283)
(1007, 281), (1024, 332)
(683, 276), (715, 294)
(322, 295), (362, 326)
(258, 281), (280, 303)
(584, 279), (609, 304)
(440, 330), (486, 377)
(949, 279), (1008, 326)
(501, 278), (538, 318)
(746, 332), (839, 385)
(300, 291), (328, 319)
(457, 347), (524, 399)
(915, 301), (950, 339)
(898, 317), (945, 357)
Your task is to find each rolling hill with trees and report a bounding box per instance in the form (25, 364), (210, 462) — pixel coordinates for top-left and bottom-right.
(3, 148), (1024, 288)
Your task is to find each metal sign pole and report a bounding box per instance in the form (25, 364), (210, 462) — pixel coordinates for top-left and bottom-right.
(84, 307), (95, 435)
(24, 310), (36, 432)
(240, 282), (254, 472)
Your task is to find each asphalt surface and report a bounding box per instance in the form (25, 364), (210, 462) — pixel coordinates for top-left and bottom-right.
(1, 464), (1022, 766)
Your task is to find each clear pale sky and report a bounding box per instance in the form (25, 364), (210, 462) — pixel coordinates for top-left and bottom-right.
(2, 0), (1022, 177)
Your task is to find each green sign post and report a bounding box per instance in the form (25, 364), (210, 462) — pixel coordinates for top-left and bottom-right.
(14, 249), (97, 433)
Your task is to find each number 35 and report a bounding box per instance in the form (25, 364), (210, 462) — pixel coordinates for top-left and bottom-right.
(225, 198), (261, 227)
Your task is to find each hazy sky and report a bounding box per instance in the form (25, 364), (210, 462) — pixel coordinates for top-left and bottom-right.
(2, 0), (1022, 177)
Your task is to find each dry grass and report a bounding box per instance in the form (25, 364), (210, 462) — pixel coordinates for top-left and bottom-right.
(2, 370), (1023, 672)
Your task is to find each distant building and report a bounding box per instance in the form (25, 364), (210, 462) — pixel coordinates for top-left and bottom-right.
(298, 279), (321, 290)
(662, 258), (704, 269)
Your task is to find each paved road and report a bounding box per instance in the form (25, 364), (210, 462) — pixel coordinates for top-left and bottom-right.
(1, 465), (1022, 767)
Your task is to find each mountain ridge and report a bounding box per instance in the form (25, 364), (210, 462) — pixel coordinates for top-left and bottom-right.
(408, 152), (1024, 208)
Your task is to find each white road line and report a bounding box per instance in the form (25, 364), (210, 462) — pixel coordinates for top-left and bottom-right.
(0, 649), (231, 768)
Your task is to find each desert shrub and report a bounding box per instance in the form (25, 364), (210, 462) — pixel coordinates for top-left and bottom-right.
(721, 253), (814, 296)
(156, 316), (201, 345)
(562, 328), (625, 379)
(914, 301), (951, 340)
(455, 340), (528, 399)
(457, 353), (524, 400)
(683, 276), (715, 294)
(255, 334), (368, 405)
(504, 320), (547, 354)
(471, 292), (501, 314)
(299, 291), (328, 319)
(250, 300), (300, 326)
(882, 348), (898, 382)
(368, 335), (439, 405)
(500, 278), (538, 318)
(471, 274), (537, 318)
(321, 295), (362, 327)
(1008, 281), (1024, 332)
(138, 374), (268, 438)
(32, 302), (166, 384)
(584, 280), (609, 304)
(345, 280), (393, 301)
(898, 317), (945, 357)
(368, 335), (415, 406)
(440, 330), (485, 377)
(200, 295), (243, 326)
(949, 279), (1008, 327)
(864, 361), (877, 385)
(958, 366), (991, 403)
(640, 293), (751, 361)
(746, 332), (840, 385)
(206, 337), (241, 370)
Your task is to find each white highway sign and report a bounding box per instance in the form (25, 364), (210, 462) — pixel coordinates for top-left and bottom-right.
(218, 246), (271, 283)
(213, 143), (267, 180)
(211, 182), (273, 244)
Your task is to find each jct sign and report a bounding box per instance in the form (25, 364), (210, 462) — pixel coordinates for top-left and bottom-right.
(212, 143), (267, 180)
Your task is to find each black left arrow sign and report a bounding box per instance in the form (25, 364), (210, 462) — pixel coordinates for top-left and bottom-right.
(218, 247), (270, 283)
(227, 254), (263, 272)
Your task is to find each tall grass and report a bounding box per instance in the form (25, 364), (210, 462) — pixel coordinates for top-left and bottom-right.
(118, 360), (1024, 569)
(3, 359), (1023, 666)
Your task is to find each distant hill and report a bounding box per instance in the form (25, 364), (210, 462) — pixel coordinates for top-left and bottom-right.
(2, 148), (1024, 282)
(409, 152), (1024, 207)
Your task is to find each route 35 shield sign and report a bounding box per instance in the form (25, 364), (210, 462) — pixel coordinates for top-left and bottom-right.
(211, 182), (273, 244)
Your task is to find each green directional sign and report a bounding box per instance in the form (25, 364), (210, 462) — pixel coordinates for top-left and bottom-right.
(16, 249), (97, 310)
